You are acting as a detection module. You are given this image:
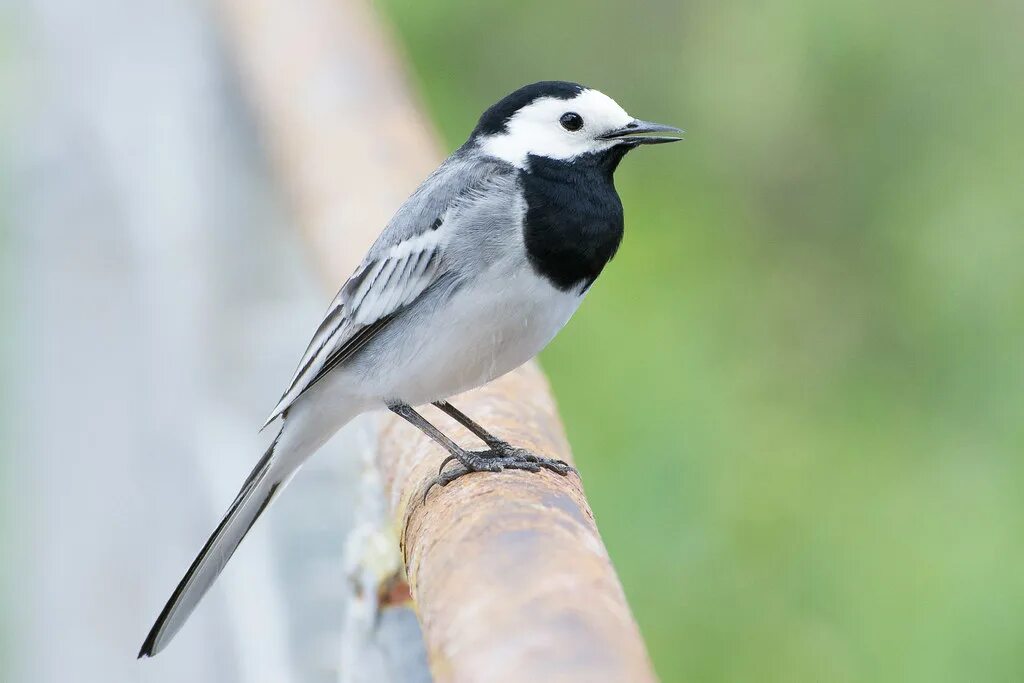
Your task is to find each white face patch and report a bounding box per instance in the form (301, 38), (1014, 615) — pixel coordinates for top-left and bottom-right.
(478, 89), (634, 168)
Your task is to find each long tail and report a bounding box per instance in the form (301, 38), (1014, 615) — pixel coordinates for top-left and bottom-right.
(138, 428), (300, 658)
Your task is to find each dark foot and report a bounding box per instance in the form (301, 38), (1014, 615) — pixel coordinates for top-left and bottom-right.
(424, 442), (575, 502)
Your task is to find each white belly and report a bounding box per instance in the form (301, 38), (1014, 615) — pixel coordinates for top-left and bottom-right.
(351, 267), (584, 406)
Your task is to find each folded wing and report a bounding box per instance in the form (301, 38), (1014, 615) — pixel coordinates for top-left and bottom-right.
(263, 153), (515, 426)
(263, 232), (444, 426)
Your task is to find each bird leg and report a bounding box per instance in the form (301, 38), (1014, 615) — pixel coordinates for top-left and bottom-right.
(388, 402), (574, 501)
(432, 399), (507, 449)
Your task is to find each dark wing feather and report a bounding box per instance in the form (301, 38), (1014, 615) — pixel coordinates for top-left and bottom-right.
(300, 313), (396, 397)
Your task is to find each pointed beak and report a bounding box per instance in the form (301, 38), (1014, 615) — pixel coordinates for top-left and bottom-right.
(598, 119), (684, 145)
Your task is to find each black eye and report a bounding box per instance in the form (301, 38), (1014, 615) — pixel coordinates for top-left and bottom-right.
(559, 112), (584, 131)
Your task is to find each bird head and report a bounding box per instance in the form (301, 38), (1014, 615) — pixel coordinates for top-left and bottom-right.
(470, 81), (682, 169)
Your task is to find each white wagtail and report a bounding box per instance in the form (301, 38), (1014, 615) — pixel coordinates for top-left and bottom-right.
(139, 81), (681, 657)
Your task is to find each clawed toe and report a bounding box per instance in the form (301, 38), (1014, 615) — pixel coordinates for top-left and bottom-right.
(506, 448), (574, 475)
(437, 454), (457, 475)
(423, 465), (470, 502)
(538, 457), (574, 475)
(424, 445), (575, 502)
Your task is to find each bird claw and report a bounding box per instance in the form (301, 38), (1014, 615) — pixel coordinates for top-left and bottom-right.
(437, 454), (458, 475)
(423, 445), (575, 503)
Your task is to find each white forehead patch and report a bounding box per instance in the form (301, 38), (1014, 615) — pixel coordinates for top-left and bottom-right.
(478, 89), (633, 168)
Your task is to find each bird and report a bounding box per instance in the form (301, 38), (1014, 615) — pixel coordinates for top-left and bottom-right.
(138, 80), (681, 658)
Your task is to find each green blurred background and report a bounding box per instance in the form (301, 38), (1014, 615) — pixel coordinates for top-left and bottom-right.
(4, 0), (1022, 680)
(378, 0), (1023, 680)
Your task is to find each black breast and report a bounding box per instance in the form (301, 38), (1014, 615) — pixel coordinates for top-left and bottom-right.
(521, 149), (628, 292)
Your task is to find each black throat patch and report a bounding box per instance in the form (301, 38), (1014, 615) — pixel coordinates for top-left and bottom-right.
(520, 148), (629, 291)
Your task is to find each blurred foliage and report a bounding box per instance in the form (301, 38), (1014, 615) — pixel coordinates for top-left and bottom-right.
(377, 0), (1024, 680)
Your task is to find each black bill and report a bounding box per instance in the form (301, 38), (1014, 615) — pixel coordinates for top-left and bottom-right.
(598, 119), (684, 145)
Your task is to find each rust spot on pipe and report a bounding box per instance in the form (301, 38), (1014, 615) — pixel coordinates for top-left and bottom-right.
(379, 573), (413, 608)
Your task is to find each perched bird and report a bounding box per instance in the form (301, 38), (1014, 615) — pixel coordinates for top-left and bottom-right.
(139, 80), (681, 657)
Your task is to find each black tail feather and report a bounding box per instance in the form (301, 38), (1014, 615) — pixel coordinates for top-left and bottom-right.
(138, 436), (281, 658)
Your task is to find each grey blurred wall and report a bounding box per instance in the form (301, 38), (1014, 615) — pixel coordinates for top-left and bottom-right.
(2, 1), (424, 681)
